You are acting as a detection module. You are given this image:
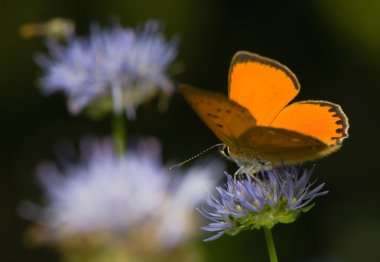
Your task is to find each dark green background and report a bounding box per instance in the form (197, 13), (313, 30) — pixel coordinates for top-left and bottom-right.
(2, 0), (380, 261)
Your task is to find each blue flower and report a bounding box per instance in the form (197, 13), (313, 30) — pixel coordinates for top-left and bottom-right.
(36, 20), (179, 118)
(21, 137), (222, 251)
(198, 166), (328, 241)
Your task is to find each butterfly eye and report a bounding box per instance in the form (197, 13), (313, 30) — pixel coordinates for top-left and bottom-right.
(220, 145), (231, 158)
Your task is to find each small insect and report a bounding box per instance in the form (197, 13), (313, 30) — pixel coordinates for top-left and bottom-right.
(20, 17), (74, 40)
(180, 51), (349, 173)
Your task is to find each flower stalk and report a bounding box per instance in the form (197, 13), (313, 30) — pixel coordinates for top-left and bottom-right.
(112, 113), (126, 155)
(263, 227), (278, 262)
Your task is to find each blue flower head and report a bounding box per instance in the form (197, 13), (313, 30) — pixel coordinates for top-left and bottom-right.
(198, 166), (328, 241)
(37, 20), (179, 119)
(20, 137), (223, 260)
(22, 139), (222, 250)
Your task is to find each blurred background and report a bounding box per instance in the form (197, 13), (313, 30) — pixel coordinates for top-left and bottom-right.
(1, 0), (380, 261)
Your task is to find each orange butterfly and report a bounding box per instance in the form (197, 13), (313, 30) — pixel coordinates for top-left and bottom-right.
(180, 51), (349, 172)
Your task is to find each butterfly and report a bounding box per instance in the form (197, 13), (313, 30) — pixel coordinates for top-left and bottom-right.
(180, 51), (349, 173)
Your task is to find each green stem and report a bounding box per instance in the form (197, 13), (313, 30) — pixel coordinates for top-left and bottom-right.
(263, 227), (278, 262)
(112, 113), (127, 155)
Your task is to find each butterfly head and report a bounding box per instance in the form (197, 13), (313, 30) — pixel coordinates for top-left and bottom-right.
(219, 144), (252, 164)
(219, 144), (231, 159)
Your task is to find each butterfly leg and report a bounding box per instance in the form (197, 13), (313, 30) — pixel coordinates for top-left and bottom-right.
(245, 165), (271, 196)
(246, 166), (263, 184)
(233, 166), (244, 183)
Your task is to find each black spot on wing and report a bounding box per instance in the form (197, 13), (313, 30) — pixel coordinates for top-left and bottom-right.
(206, 112), (219, 119)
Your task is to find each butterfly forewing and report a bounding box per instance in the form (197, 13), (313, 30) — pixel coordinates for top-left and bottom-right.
(180, 85), (257, 146)
(229, 51), (300, 126)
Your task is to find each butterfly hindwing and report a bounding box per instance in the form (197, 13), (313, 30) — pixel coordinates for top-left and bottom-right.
(229, 51), (300, 126)
(270, 100), (349, 145)
(236, 126), (337, 164)
(180, 85), (257, 146)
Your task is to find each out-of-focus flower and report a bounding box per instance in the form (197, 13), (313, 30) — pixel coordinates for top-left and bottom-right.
(36, 20), (178, 119)
(20, 17), (75, 40)
(21, 137), (221, 262)
(198, 166), (328, 241)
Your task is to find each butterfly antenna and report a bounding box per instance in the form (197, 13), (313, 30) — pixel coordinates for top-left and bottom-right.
(169, 143), (225, 170)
